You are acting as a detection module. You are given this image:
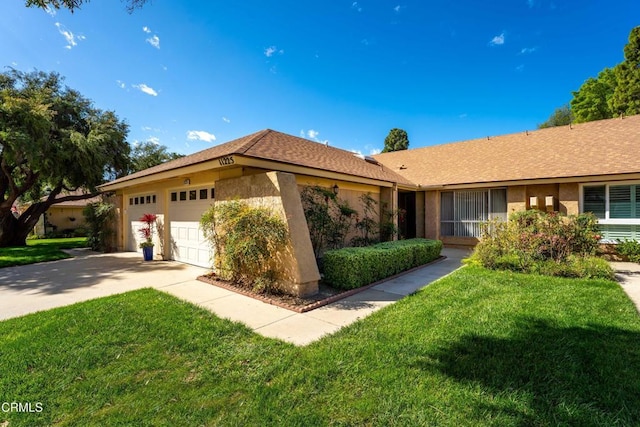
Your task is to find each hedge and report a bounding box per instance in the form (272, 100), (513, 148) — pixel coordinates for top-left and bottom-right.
(323, 238), (443, 290)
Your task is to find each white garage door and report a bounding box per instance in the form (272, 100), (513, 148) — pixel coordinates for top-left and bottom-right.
(126, 193), (158, 252)
(168, 187), (215, 268)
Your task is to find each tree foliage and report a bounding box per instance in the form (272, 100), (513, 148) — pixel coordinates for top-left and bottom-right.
(538, 105), (574, 129)
(130, 141), (183, 173)
(381, 128), (409, 153)
(25, 0), (149, 13)
(611, 26), (640, 116)
(542, 26), (640, 125)
(571, 68), (617, 123)
(0, 69), (130, 246)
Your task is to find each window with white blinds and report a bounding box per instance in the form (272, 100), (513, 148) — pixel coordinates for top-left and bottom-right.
(440, 188), (507, 237)
(582, 183), (640, 242)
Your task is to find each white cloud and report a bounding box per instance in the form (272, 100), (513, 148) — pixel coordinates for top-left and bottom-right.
(142, 26), (151, 33)
(520, 47), (537, 54)
(489, 32), (505, 46)
(264, 45), (284, 57)
(146, 35), (160, 49)
(352, 2), (362, 12)
(369, 148), (381, 155)
(394, 5), (401, 13)
(302, 129), (328, 145)
(45, 6), (56, 16)
(186, 130), (216, 143)
(222, 117), (230, 123)
(55, 22), (84, 49)
(147, 136), (161, 145)
(133, 83), (158, 96)
(116, 80), (126, 89)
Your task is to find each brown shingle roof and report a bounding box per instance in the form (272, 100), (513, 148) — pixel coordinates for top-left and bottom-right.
(103, 129), (413, 187)
(373, 115), (640, 187)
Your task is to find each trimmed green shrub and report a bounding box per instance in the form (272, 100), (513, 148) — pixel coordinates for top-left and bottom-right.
(83, 202), (116, 252)
(468, 210), (613, 280)
(616, 239), (640, 263)
(323, 238), (443, 290)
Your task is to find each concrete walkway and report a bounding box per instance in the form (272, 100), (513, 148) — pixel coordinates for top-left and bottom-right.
(611, 261), (640, 314)
(0, 248), (469, 346)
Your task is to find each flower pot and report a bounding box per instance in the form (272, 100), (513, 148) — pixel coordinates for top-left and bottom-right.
(142, 245), (154, 261)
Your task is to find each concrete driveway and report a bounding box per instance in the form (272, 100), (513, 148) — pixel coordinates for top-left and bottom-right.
(0, 249), (209, 321)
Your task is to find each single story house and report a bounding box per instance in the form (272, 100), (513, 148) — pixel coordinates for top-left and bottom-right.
(100, 115), (640, 294)
(28, 190), (100, 236)
(374, 114), (640, 246)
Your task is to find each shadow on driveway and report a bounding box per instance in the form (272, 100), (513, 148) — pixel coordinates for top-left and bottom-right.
(0, 250), (207, 295)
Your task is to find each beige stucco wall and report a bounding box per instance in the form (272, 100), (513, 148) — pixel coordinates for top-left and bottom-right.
(215, 171), (321, 297)
(559, 183), (580, 215)
(507, 185), (527, 214)
(415, 191), (426, 238)
(45, 206), (86, 233)
(424, 190), (438, 240)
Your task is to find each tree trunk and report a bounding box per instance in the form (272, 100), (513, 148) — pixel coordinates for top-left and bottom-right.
(0, 212), (30, 247)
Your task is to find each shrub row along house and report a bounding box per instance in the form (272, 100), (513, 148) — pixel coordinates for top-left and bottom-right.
(100, 115), (640, 295)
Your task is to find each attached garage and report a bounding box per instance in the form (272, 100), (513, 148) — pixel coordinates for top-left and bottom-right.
(126, 193), (158, 252)
(167, 186), (215, 267)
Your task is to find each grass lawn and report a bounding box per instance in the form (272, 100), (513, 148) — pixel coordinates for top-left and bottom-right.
(1, 266), (639, 426)
(0, 238), (88, 268)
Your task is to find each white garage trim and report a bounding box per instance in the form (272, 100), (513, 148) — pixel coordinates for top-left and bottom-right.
(168, 186), (215, 268)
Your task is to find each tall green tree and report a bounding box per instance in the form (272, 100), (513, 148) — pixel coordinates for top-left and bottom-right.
(382, 128), (409, 153)
(130, 141), (184, 173)
(538, 105), (574, 129)
(25, 0), (149, 13)
(0, 69), (131, 247)
(570, 67), (618, 123)
(611, 26), (640, 116)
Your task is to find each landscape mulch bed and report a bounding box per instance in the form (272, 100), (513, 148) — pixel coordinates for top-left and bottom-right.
(197, 256), (446, 313)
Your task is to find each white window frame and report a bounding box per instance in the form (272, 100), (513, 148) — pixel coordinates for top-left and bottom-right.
(580, 181), (640, 225)
(440, 187), (507, 238)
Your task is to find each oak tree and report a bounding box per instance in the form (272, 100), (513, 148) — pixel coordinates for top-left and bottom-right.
(0, 69), (130, 246)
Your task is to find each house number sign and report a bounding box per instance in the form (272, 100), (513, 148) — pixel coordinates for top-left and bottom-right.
(218, 156), (235, 166)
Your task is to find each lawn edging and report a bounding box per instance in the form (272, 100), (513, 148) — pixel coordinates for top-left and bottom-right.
(197, 255), (447, 313)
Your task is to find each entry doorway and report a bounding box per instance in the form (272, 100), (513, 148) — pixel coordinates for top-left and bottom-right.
(398, 191), (416, 239)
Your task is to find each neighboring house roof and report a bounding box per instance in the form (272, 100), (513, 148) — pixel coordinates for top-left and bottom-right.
(103, 129), (414, 187)
(373, 115), (640, 187)
(47, 189), (101, 207)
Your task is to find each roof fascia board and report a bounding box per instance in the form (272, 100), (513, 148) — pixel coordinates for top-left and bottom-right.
(99, 157), (239, 191)
(235, 156), (397, 187)
(420, 172), (640, 191)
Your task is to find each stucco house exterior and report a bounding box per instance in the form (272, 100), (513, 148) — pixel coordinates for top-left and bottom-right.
(100, 115), (640, 294)
(374, 114), (640, 246)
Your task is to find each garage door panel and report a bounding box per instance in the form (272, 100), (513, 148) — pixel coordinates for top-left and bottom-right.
(169, 220), (212, 268)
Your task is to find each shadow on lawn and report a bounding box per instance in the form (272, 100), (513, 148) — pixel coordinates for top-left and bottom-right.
(416, 317), (640, 425)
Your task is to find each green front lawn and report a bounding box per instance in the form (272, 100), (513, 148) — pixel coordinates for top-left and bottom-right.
(0, 237), (88, 268)
(1, 266), (639, 426)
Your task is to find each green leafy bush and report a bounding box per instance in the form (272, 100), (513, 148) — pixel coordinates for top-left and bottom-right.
(83, 202), (116, 252)
(323, 239), (443, 290)
(469, 210), (613, 280)
(616, 239), (640, 263)
(200, 200), (288, 293)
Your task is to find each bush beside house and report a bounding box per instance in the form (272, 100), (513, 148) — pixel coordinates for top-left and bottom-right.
(323, 238), (443, 290)
(468, 210), (614, 280)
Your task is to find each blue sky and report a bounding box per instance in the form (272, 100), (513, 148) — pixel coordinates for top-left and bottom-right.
(1, 1), (638, 156)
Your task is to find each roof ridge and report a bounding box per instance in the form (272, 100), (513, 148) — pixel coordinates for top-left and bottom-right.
(235, 129), (272, 154)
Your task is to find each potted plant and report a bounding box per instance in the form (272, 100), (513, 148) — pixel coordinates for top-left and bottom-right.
(138, 213), (157, 261)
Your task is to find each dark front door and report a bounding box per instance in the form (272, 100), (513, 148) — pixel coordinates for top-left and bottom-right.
(398, 192), (416, 239)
